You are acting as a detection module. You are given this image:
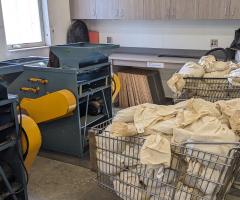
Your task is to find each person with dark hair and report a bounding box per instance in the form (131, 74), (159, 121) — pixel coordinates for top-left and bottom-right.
(67, 20), (89, 43)
(48, 20), (90, 68)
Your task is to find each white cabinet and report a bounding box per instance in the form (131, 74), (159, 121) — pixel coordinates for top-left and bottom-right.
(229, 0), (240, 19)
(96, 0), (119, 19)
(171, 0), (198, 19)
(70, 0), (96, 19)
(70, 0), (240, 20)
(119, 0), (144, 19)
(144, 0), (171, 19)
(196, 0), (230, 19)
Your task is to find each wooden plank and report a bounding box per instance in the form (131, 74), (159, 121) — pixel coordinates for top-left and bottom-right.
(132, 73), (142, 105)
(124, 72), (131, 107)
(126, 73), (135, 106)
(143, 74), (154, 103)
(130, 73), (139, 106)
(120, 72), (129, 108)
(140, 74), (150, 103)
(124, 72), (130, 106)
(118, 68), (160, 107)
(118, 72), (123, 108)
(120, 72), (126, 108)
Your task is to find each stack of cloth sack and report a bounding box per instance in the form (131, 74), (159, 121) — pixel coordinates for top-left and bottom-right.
(167, 55), (240, 96)
(96, 98), (240, 200)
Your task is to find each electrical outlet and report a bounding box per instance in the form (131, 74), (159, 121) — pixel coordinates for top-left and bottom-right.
(210, 39), (218, 48)
(107, 36), (112, 44)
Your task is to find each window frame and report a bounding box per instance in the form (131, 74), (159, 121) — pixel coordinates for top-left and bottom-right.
(2, 0), (46, 50)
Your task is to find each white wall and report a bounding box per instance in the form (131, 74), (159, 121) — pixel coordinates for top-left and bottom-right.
(0, 0), (71, 61)
(0, 2), (8, 61)
(86, 20), (240, 50)
(45, 0), (71, 45)
(1, 1), (239, 61)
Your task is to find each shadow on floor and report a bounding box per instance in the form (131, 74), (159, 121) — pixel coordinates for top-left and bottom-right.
(28, 156), (120, 200)
(36, 151), (240, 200)
(39, 150), (91, 169)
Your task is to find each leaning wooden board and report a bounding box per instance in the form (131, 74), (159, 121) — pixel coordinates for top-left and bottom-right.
(117, 69), (165, 108)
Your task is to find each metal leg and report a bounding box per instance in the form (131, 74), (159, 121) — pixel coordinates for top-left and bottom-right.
(0, 165), (18, 200)
(101, 90), (110, 118)
(82, 94), (90, 148)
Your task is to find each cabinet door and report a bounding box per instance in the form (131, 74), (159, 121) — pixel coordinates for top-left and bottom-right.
(196, 0), (230, 19)
(96, 0), (119, 19)
(171, 0), (197, 19)
(229, 0), (240, 19)
(119, 0), (144, 19)
(70, 0), (96, 19)
(144, 0), (171, 20)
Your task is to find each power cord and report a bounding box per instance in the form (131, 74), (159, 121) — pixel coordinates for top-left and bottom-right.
(4, 102), (29, 199)
(17, 101), (29, 184)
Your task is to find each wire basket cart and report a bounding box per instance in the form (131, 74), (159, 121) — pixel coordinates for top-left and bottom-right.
(91, 119), (240, 200)
(173, 76), (240, 191)
(174, 77), (240, 103)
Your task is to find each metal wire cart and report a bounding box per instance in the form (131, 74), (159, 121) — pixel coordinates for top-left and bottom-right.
(175, 77), (240, 103)
(91, 120), (240, 200)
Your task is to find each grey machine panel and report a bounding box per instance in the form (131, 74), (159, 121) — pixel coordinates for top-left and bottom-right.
(8, 66), (84, 156)
(7, 43), (118, 157)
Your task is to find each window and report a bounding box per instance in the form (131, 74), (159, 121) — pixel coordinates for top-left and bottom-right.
(1, 0), (45, 49)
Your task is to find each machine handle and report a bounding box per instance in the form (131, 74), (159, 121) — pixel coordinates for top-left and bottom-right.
(20, 87), (40, 94)
(28, 77), (48, 84)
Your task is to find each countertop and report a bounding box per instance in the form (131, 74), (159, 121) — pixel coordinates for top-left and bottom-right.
(110, 53), (198, 64)
(112, 47), (207, 58)
(109, 47), (206, 69)
(109, 47), (205, 67)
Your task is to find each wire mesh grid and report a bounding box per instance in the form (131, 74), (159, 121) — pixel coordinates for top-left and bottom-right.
(92, 119), (240, 200)
(174, 77), (240, 103)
